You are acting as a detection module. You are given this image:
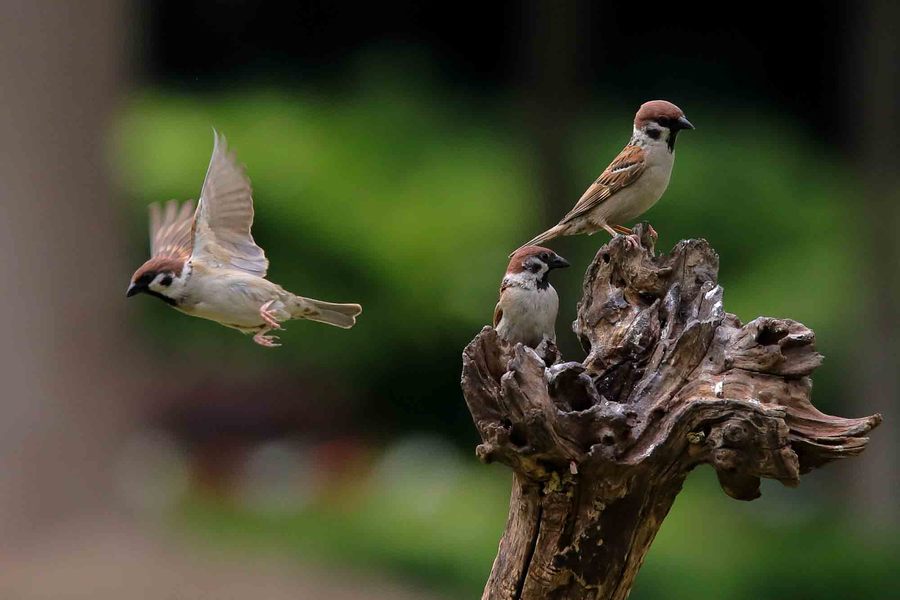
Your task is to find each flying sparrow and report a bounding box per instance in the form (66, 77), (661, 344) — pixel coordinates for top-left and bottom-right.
(518, 100), (693, 251)
(126, 131), (362, 348)
(493, 246), (570, 348)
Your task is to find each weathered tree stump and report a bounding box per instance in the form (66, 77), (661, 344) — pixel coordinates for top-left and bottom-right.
(461, 224), (882, 600)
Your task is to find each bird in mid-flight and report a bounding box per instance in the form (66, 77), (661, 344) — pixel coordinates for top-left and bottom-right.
(126, 132), (362, 347)
(518, 100), (693, 251)
(494, 246), (569, 348)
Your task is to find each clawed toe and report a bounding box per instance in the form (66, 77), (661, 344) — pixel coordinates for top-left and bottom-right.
(259, 300), (284, 330)
(253, 332), (281, 348)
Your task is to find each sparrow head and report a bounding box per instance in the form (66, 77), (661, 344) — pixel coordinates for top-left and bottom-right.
(633, 100), (694, 150)
(126, 256), (187, 306)
(505, 246), (570, 289)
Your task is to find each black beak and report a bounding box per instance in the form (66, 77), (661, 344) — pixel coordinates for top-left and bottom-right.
(126, 282), (145, 298)
(549, 254), (570, 270)
(675, 115), (694, 130)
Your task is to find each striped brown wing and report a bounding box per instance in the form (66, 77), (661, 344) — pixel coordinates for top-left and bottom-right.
(190, 131), (269, 277)
(149, 199), (195, 261)
(493, 280), (512, 327)
(559, 144), (646, 225)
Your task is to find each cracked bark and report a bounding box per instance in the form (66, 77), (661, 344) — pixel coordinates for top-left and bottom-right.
(461, 224), (882, 600)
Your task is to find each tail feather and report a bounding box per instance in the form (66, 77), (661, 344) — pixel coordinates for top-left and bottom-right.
(291, 297), (362, 329)
(512, 224), (567, 256)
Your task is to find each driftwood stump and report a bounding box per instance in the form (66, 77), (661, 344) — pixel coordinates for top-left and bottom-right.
(461, 225), (882, 600)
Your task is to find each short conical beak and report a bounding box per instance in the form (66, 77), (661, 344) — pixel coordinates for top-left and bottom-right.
(126, 282), (143, 298)
(549, 255), (570, 269)
(676, 116), (694, 130)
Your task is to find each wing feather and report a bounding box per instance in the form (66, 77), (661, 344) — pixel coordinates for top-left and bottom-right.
(559, 145), (646, 225)
(148, 199), (195, 262)
(190, 131), (269, 277)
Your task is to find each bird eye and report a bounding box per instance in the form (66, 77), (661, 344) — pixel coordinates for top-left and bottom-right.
(160, 275), (173, 286)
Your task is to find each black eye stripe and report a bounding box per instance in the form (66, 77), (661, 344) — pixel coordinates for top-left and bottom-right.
(657, 116), (671, 127)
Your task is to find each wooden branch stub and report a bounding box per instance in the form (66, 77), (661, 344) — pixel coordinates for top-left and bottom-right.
(461, 224), (882, 600)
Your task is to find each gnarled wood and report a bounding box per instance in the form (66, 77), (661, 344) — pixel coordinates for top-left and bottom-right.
(461, 224), (881, 600)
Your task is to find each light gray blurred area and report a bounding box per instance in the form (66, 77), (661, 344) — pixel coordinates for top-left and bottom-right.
(0, 2), (434, 597)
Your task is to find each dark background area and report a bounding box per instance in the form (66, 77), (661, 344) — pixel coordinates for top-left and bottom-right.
(143, 1), (853, 138)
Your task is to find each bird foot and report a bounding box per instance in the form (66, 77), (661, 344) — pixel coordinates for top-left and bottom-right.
(608, 231), (641, 249)
(253, 330), (281, 348)
(623, 233), (642, 249)
(259, 300), (284, 330)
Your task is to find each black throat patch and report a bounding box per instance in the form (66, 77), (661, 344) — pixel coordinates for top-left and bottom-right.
(146, 289), (178, 307)
(667, 129), (679, 152)
(537, 273), (550, 290)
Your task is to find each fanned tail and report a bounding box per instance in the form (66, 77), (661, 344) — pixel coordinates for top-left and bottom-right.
(290, 296), (362, 329)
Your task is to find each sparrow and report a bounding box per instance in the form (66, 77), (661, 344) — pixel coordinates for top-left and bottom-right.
(126, 131), (362, 348)
(518, 100), (693, 251)
(493, 246), (570, 348)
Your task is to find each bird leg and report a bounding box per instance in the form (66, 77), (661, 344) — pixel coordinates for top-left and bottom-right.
(259, 299), (284, 330)
(604, 223), (640, 249)
(253, 300), (284, 348)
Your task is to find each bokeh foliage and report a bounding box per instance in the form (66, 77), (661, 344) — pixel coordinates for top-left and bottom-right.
(115, 79), (890, 598)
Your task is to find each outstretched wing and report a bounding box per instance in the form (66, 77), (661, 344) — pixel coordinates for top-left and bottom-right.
(559, 144), (646, 225)
(190, 131), (269, 278)
(149, 199), (195, 261)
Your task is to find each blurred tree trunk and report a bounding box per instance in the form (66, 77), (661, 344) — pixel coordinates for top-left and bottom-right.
(0, 0), (136, 540)
(849, 0), (899, 524)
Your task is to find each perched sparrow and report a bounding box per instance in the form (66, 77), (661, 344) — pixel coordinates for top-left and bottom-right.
(493, 246), (569, 348)
(126, 132), (362, 348)
(519, 100), (693, 251)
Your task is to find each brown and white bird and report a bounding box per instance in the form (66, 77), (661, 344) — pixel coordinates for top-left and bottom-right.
(493, 246), (569, 348)
(126, 131), (362, 348)
(519, 100), (693, 250)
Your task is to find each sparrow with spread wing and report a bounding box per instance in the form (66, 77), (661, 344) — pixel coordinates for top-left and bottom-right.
(494, 246), (569, 348)
(518, 100), (693, 251)
(126, 132), (362, 347)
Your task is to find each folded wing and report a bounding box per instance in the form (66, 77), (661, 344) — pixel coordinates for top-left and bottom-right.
(190, 131), (269, 278)
(559, 144), (646, 225)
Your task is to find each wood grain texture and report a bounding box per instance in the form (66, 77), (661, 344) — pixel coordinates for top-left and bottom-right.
(461, 224), (882, 600)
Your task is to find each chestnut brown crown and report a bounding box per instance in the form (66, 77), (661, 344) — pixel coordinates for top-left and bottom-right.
(506, 246), (570, 274)
(634, 100), (693, 131)
(126, 256), (186, 298)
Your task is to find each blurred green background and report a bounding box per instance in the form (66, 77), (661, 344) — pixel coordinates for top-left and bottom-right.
(1, 1), (896, 599)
